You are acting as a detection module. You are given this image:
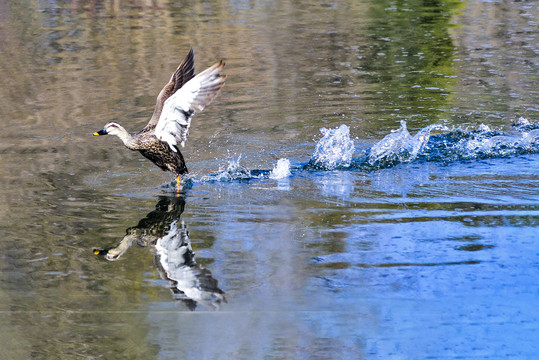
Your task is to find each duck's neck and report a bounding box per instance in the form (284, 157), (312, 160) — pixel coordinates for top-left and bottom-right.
(104, 234), (137, 261)
(113, 125), (138, 150)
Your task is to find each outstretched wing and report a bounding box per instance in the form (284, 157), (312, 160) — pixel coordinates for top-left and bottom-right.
(154, 60), (226, 151)
(146, 47), (195, 128)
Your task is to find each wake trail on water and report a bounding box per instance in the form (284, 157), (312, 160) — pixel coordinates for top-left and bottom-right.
(306, 117), (539, 171)
(180, 117), (539, 186)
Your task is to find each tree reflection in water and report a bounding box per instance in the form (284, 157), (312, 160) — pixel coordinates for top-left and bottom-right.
(94, 195), (226, 310)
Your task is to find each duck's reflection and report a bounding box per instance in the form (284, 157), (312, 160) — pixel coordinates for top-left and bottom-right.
(95, 195), (226, 310)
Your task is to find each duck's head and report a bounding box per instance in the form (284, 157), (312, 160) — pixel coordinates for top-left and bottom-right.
(93, 122), (123, 136)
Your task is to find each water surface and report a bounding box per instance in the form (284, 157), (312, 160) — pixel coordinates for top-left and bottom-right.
(0, 0), (538, 359)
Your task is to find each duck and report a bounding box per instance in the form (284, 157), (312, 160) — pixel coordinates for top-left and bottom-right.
(94, 47), (226, 189)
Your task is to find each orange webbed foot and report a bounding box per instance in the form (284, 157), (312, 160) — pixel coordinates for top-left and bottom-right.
(175, 175), (181, 196)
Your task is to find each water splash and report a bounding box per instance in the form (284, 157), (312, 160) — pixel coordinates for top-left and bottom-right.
(514, 116), (530, 127)
(307, 124), (355, 170)
(199, 157), (256, 183)
(316, 119), (539, 171)
(167, 118), (539, 190)
(269, 158), (291, 179)
(367, 121), (448, 167)
(191, 157), (291, 186)
(419, 118), (539, 163)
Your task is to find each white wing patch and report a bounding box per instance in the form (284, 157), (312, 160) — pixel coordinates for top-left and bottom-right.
(155, 61), (226, 152)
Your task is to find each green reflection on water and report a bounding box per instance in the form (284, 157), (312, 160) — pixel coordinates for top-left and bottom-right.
(360, 0), (465, 127)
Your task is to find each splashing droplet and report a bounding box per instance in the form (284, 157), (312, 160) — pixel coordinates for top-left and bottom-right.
(368, 121), (447, 166)
(309, 124), (355, 170)
(269, 158), (291, 179)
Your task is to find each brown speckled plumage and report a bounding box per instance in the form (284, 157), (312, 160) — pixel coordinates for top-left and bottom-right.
(135, 125), (188, 175)
(94, 47), (226, 180)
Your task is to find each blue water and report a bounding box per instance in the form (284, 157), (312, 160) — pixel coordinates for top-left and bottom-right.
(149, 122), (539, 358)
(140, 120), (539, 359)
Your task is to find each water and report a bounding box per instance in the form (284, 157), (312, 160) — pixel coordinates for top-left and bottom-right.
(1, 0), (538, 359)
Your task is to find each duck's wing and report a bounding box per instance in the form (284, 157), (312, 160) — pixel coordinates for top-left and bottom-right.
(154, 60), (226, 151)
(146, 47), (196, 128)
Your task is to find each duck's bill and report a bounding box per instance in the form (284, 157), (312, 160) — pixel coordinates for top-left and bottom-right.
(94, 129), (108, 136)
(93, 248), (123, 261)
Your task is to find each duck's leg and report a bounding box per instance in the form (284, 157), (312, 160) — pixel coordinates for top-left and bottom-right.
(175, 174), (181, 194)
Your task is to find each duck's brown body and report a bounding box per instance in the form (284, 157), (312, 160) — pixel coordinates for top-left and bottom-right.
(134, 125), (188, 175)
